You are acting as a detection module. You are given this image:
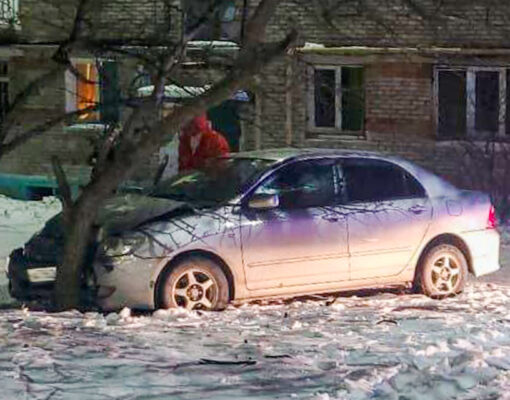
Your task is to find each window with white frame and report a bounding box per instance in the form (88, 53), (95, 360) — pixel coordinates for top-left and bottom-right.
(0, 0), (19, 25)
(65, 59), (120, 125)
(435, 67), (510, 138)
(182, 0), (240, 42)
(308, 66), (364, 133)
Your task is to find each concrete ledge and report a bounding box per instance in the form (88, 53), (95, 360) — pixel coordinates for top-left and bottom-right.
(0, 173), (84, 200)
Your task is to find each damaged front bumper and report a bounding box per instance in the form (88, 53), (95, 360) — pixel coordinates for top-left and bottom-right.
(6, 248), (56, 301)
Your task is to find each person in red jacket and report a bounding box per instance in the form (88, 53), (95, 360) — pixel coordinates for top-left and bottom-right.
(178, 114), (230, 172)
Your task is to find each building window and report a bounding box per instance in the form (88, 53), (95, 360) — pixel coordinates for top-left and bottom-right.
(308, 66), (365, 134)
(0, 61), (8, 123)
(182, 0), (240, 42)
(0, 0), (19, 25)
(436, 67), (509, 138)
(76, 62), (99, 121)
(65, 59), (120, 125)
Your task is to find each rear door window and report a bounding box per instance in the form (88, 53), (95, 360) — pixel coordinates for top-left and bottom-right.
(341, 158), (426, 203)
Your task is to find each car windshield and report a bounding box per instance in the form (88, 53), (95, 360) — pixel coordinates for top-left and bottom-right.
(152, 157), (275, 205)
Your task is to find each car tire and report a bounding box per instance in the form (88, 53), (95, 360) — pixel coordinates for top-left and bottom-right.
(416, 244), (468, 298)
(159, 256), (229, 311)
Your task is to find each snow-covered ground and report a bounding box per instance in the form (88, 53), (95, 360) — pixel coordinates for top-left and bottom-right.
(0, 195), (61, 304)
(2, 284), (510, 399)
(0, 195), (61, 265)
(2, 196), (510, 399)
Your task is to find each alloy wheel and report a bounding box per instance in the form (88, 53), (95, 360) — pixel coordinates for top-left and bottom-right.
(430, 254), (460, 294)
(172, 269), (218, 310)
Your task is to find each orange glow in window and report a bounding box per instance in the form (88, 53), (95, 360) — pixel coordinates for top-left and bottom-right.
(76, 63), (98, 120)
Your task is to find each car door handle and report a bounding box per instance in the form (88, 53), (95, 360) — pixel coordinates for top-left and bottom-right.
(408, 205), (426, 215)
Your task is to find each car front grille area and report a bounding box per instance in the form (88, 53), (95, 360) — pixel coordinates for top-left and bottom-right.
(23, 235), (63, 264)
(8, 228), (101, 304)
(7, 248), (55, 301)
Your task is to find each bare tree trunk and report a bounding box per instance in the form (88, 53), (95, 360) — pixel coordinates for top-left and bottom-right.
(54, 194), (100, 310)
(51, 0), (295, 311)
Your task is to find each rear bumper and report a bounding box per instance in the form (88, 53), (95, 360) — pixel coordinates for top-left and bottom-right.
(460, 229), (501, 277)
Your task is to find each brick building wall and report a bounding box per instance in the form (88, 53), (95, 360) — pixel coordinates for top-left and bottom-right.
(0, 0), (186, 189)
(16, 0), (181, 44)
(364, 63), (433, 137)
(2, 0), (510, 192)
(259, 0), (510, 48)
(238, 0), (510, 189)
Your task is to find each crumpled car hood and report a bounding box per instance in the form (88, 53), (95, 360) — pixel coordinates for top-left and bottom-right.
(22, 194), (190, 263)
(97, 194), (188, 235)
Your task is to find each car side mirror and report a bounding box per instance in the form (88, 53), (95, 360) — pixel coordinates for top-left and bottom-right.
(248, 193), (279, 210)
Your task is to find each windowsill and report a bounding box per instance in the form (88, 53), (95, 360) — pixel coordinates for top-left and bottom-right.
(437, 137), (510, 144)
(187, 40), (240, 49)
(437, 133), (510, 143)
(0, 20), (21, 30)
(64, 123), (107, 132)
(306, 128), (366, 141)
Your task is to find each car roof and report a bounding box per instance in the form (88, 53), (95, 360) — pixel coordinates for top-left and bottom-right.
(229, 147), (381, 162)
(230, 148), (458, 198)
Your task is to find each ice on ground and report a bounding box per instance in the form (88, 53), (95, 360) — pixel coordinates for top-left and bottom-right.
(0, 197), (510, 398)
(0, 195), (61, 265)
(0, 283), (510, 399)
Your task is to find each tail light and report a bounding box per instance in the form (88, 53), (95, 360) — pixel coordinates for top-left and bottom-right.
(487, 205), (497, 229)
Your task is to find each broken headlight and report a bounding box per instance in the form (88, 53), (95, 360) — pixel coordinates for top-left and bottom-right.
(101, 232), (148, 258)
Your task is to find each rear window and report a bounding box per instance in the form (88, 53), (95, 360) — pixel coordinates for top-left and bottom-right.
(342, 158), (426, 203)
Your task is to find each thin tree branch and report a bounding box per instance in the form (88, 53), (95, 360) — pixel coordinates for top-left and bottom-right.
(51, 155), (73, 221)
(0, 105), (98, 158)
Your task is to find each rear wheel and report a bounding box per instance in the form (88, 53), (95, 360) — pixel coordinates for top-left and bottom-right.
(159, 257), (229, 311)
(415, 244), (468, 298)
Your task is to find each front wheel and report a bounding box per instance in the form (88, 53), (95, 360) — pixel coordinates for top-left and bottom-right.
(159, 257), (229, 311)
(415, 244), (468, 298)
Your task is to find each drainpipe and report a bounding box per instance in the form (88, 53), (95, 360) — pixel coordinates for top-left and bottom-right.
(285, 58), (293, 146)
(240, 0), (248, 43)
(255, 91), (262, 150)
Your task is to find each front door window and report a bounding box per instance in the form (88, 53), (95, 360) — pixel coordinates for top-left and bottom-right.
(241, 159), (350, 291)
(254, 160), (337, 209)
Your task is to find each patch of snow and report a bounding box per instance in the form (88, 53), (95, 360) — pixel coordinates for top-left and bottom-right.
(1, 283), (510, 398)
(303, 42), (326, 49)
(0, 195), (61, 265)
(0, 199), (510, 398)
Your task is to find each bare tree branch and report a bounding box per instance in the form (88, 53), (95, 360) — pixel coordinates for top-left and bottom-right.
(0, 105), (98, 158)
(51, 155), (73, 222)
(0, 0), (97, 160)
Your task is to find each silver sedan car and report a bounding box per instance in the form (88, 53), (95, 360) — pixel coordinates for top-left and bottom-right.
(8, 149), (501, 310)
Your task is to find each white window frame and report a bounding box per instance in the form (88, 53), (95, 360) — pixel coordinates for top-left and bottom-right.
(307, 65), (364, 134)
(64, 58), (108, 129)
(0, 0), (19, 25)
(65, 58), (99, 114)
(434, 66), (508, 138)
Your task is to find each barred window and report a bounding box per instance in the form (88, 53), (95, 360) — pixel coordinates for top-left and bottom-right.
(182, 0), (240, 42)
(0, 0), (19, 24)
(436, 67), (510, 138)
(308, 65), (365, 134)
(65, 59), (120, 125)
